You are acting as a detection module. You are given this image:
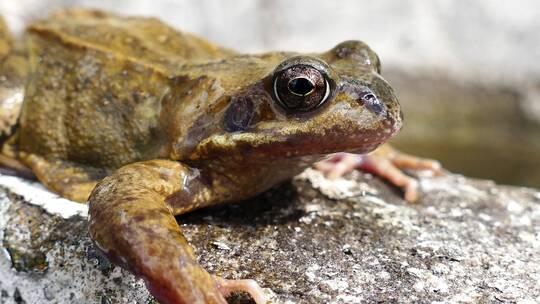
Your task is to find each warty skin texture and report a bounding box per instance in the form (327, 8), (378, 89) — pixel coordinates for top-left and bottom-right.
(0, 9), (410, 304)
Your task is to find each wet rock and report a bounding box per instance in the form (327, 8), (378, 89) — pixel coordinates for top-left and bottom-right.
(0, 169), (539, 303)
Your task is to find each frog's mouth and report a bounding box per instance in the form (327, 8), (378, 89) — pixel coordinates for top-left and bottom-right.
(192, 120), (398, 164)
(250, 112), (401, 159)
(252, 129), (396, 159)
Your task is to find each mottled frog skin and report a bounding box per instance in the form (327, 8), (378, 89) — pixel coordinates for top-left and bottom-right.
(0, 9), (440, 304)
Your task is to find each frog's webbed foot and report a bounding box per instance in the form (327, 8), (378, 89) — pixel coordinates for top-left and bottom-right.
(89, 160), (267, 304)
(314, 144), (442, 202)
(215, 276), (268, 304)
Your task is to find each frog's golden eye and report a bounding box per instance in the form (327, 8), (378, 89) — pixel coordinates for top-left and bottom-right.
(272, 62), (332, 112)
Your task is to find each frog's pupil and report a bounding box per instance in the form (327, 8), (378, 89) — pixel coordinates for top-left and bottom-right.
(288, 77), (314, 96)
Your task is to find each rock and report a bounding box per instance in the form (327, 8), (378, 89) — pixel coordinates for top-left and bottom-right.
(0, 169), (539, 303)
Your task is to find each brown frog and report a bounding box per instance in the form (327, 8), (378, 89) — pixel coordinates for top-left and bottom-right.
(0, 9), (441, 304)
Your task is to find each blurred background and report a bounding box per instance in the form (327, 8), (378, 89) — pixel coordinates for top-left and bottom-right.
(1, 0), (539, 187)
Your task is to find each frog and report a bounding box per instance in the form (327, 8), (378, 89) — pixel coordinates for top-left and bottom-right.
(0, 9), (441, 304)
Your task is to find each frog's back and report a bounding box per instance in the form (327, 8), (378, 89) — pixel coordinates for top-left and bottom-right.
(17, 9), (232, 170)
(30, 9), (233, 68)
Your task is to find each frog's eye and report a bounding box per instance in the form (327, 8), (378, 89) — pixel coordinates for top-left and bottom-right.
(272, 64), (331, 112)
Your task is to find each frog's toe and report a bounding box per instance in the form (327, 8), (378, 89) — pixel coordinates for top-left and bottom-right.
(313, 152), (362, 179)
(214, 276), (268, 304)
(358, 153), (422, 202)
(389, 151), (443, 175)
(403, 178), (420, 203)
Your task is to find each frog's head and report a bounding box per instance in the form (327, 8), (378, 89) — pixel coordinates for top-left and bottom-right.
(183, 41), (402, 164)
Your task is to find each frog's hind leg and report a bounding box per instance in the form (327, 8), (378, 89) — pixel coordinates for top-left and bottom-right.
(0, 97), (27, 178)
(0, 16), (27, 142)
(0, 85), (23, 141)
(0, 16), (31, 178)
(0, 16), (14, 67)
(0, 153), (34, 179)
(89, 160), (268, 304)
(20, 153), (106, 203)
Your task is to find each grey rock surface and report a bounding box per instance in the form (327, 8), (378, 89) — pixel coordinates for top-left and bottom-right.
(0, 169), (539, 303)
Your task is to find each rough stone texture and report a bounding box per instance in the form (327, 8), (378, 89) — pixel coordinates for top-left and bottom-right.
(0, 189), (152, 303)
(0, 169), (539, 303)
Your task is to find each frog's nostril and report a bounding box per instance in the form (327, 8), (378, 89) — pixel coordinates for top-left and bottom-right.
(358, 92), (385, 116)
(340, 80), (387, 116)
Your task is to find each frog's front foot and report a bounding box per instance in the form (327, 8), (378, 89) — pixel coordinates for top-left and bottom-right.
(214, 276), (268, 304)
(314, 145), (442, 202)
